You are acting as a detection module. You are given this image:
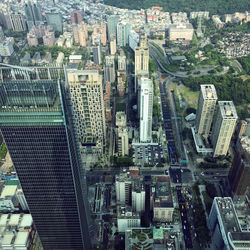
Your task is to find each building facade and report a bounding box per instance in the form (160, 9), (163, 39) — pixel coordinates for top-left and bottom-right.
(139, 78), (153, 143)
(115, 173), (132, 205)
(211, 101), (238, 157)
(46, 13), (63, 33)
(66, 69), (106, 155)
(195, 84), (217, 139)
(104, 55), (115, 83)
(24, 1), (43, 30)
(107, 15), (119, 40)
(168, 23), (194, 41)
(70, 10), (82, 24)
(0, 67), (92, 250)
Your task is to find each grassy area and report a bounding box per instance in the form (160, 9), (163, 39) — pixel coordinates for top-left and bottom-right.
(0, 143), (7, 159)
(172, 83), (199, 109)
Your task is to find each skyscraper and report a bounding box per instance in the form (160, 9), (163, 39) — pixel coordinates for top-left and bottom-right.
(24, 1), (43, 30)
(46, 13), (63, 33)
(107, 15), (119, 40)
(116, 22), (131, 47)
(70, 10), (82, 25)
(104, 55), (115, 83)
(195, 84), (217, 139)
(139, 77), (153, 143)
(66, 69), (106, 155)
(0, 67), (91, 250)
(134, 34), (149, 91)
(211, 101), (238, 157)
(228, 136), (250, 196)
(92, 45), (101, 65)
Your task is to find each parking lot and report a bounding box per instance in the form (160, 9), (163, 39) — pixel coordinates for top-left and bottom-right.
(132, 144), (164, 166)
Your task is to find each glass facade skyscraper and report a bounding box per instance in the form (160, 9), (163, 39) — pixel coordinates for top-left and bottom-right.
(0, 70), (92, 250)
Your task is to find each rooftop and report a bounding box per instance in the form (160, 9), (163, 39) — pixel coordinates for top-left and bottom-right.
(0, 185), (17, 199)
(14, 231), (29, 246)
(117, 206), (140, 219)
(218, 101), (238, 119)
(200, 84), (218, 100)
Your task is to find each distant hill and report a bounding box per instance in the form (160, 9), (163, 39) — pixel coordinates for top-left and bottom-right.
(104, 0), (249, 15)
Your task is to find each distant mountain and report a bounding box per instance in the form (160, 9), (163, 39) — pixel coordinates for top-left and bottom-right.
(104, 0), (249, 15)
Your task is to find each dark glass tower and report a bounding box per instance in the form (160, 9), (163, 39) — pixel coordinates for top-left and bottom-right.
(24, 1), (43, 30)
(0, 75), (91, 250)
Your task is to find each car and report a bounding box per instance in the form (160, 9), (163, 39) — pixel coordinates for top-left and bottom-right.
(181, 213), (183, 217)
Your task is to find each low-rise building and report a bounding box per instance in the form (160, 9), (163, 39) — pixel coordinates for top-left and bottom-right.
(117, 206), (141, 232)
(153, 176), (174, 222)
(168, 23), (194, 41)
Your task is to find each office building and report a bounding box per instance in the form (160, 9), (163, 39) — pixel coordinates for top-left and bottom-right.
(46, 13), (63, 33)
(209, 197), (250, 250)
(66, 69), (106, 155)
(139, 78), (153, 143)
(132, 182), (145, 213)
(116, 112), (129, 156)
(211, 101), (238, 157)
(195, 84), (217, 139)
(16, 188), (29, 211)
(116, 22), (131, 47)
(228, 136), (250, 196)
(129, 30), (140, 51)
(92, 45), (101, 65)
(117, 206), (141, 232)
(153, 176), (174, 222)
(115, 173), (132, 205)
(135, 34), (149, 91)
(104, 55), (115, 83)
(24, 1), (43, 30)
(168, 23), (194, 41)
(110, 36), (116, 55)
(71, 10), (82, 24)
(107, 15), (119, 40)
(0, 67), (92, 250)
(7, 13), (27, 32)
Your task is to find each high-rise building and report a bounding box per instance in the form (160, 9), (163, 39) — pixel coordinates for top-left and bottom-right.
(132, 182), (145, 213)
(195, 84), (217, 139)
(209, 197), (250, 250)
(101, 22), (107, 46)
(0, 41), (14, 56)
(228, 136), (250, 196)
(7, 13), (27, 32)
(115, 173), (132, 205)
(211, 101), (238, 157)
(107, 15), (119, 40)
(116, 22), (131, 47)
(0, 67), (92, 250)
(43, 29), (55, 46)
(46, 13), (63, 33)
(139, 77), (153, 143)
(73, 23), (88, 47)
(134, 34), (149, 91)
(118, 54), (126, 71)
(116, 112), (129, 156)
(92, 45), (101, 65)
(70, 10), (82, 25)
(104, 55), (115, 83)
(66, 69), (106, 155)
(110, 36), (117, 55)
(24, 1), (43, 30)
(0, 26), (5, 42)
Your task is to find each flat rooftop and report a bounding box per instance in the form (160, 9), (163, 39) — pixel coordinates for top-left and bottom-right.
(215, 197), (241, 233)
(200, 84), (217, 100)
(218, 101), (238, 119)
